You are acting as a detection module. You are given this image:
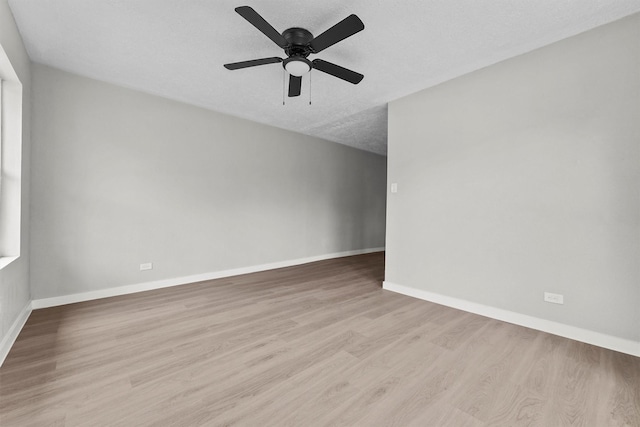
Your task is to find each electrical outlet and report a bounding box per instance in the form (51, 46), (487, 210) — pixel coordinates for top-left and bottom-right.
(391, 183), (398, 193)
(140, 262), (153, 271)
(544, 292), (564, 305)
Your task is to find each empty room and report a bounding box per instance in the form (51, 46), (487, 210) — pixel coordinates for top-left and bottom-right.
(1, 1), (639, 426)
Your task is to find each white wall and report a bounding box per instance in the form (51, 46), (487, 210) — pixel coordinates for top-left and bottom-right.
(30, 64), (386, 299)
(386, 14), (639, 345)
(0, 0), (31, 352)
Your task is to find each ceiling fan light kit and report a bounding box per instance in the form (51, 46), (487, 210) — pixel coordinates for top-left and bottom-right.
(283, 57), (311, 77)
(224, 6), (364, 98)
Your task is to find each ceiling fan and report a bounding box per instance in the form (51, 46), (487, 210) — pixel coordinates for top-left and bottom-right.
(224, 6), (364, 98)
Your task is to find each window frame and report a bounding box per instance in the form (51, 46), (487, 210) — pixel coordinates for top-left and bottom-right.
(0, 42), (23, 270)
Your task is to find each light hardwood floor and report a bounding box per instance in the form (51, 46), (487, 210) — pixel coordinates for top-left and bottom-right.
(1, 253), (639, 426)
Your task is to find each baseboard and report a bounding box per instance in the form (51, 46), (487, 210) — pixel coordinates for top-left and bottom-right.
(32, 247), (385, 309)
(0, 301), (32, 367)
(383, 281), (640, 357)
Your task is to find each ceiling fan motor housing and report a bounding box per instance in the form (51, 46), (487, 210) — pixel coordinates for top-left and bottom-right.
(282, 27), (313, 57)
(282, 27), (314, 76)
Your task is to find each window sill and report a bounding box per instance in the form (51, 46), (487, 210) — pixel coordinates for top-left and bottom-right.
(0, 256), (19, 271)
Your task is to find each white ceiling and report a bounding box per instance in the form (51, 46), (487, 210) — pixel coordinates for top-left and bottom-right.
(8, 1), (640, 155)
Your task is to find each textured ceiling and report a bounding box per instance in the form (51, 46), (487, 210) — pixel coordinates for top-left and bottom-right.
(8, 1), (640, 155)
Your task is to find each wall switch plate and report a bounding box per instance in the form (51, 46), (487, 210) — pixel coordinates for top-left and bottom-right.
(140, 262), (153, 271)
(391, 183), (398, 193)
(544, 292), (564, 304)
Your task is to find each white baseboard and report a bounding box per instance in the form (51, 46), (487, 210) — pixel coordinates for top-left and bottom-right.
(383, 281), (640, 357)
(0, 301), (32, 367)
(32, 247), (385, 309)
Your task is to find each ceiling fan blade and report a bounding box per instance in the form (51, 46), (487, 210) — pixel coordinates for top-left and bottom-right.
(309, 14), (364, 53)
(235, 6), (288, 49)
(312, 59), (363, 84)
(224, 57), (283, 70)
(288, 75), (302, 97)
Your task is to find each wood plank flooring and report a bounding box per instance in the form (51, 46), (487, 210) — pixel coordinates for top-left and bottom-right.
(1, 252), (639, 426)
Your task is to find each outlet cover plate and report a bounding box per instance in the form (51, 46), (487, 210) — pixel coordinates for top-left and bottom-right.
(140, 262), (153, 271)
(544, 292), (564, 304)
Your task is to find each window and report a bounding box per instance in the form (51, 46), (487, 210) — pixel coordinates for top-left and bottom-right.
(0, 42), (23, 270)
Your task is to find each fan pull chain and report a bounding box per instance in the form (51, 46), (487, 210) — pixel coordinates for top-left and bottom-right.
(282, 69), (286, 105)
(309, 70), (312, 105)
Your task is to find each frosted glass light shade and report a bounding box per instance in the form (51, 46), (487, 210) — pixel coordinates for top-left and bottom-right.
(285, 58), (311, 76)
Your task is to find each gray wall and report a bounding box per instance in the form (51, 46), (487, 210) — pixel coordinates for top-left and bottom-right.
(386, 14), (639, 341)
(30, 64), (386, 299)
(0, 0), (31, 340)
